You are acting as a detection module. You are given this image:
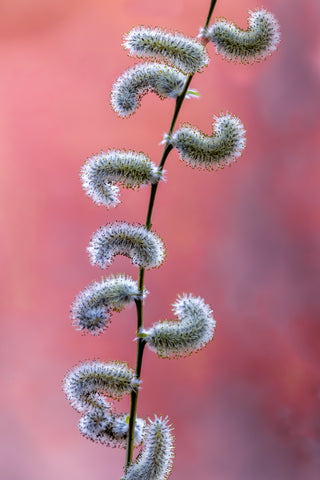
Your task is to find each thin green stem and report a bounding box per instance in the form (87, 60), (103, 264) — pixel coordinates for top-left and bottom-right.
(125, 298), (145, 467)
(125, 0), (219, 471)
(125, 270), (145, 468)
(204, 0), (218, 30)
(145, 74), (192, 231)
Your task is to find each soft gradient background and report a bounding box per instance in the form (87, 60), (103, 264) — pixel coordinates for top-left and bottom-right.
(1, 0), (319, 479)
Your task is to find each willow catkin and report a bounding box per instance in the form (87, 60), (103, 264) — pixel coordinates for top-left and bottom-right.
(123, 26), (209, 74)
(63, 361), (140, 411)
(170, 113), (246, 170)
(87, 222), (166, 269)
(71, 275), (147, 335)
(81, 150), (162, 208)
(200, 8), (280, 64)
(143, 294), (216, 358)
(124, 416), (174, 480)
(111, 63), (187, 117)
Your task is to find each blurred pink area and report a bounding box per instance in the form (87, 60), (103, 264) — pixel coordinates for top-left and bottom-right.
(0, 0), (319, 479)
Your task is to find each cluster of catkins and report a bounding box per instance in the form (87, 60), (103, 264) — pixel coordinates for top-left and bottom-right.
(64, 5), (279, 479)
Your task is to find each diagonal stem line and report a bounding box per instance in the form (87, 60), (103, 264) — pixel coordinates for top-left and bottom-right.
(204, 0), (218, 30)
(125, 0), (218, 471)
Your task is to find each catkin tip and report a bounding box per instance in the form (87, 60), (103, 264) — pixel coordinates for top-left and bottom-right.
(79, 410), (146, 448)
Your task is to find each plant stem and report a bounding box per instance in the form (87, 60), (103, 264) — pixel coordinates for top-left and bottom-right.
(125, 298), (145, 467)
(204, 0), (218, 30)
(125, 0), (219, 470)
(145, 73), (193, 231)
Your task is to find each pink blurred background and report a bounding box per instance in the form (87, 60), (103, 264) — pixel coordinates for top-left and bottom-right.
(1, 0), (319, 478)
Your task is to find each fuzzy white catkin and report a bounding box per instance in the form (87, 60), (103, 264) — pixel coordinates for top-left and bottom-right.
(81, 150), (162, 208)
(201, 8), (280, 64)
(170, 113), (246, 170)
(79, 409), (145, 448)
(71, 275), (147, 336)
(111, 63), (187, 117)
(124, 416), (174, 480)
(123, 26), (209, 74)
(143, 294), (216, 358)
(63, 361), (140, 412)
(87, 222), (166, 269)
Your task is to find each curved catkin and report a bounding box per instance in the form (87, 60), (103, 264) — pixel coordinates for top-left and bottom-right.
(81, 150), (162, 208)
(71, 275), (147, 336)
(124, 416), (174, 480)
(170, 113), (246, 170)
(87, 222), (166, 270)
(111, 63), (187, 117)
(79, 409), (145, 448)
(143, 294), (216, 358)
(63, 361), (140, 412)
(123, 26), (209, 74)
(201, 8), (280, 64)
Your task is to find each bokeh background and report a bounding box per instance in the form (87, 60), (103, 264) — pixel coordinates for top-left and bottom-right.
(1, 0), (319, 479)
